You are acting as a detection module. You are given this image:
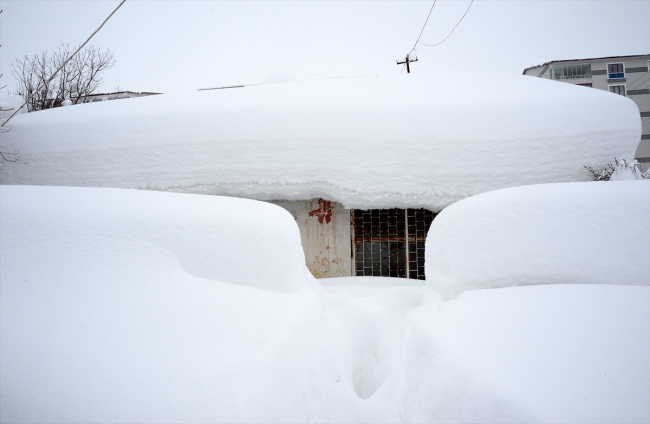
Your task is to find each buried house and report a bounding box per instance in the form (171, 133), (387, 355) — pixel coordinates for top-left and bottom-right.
(0, 73), (642, 279)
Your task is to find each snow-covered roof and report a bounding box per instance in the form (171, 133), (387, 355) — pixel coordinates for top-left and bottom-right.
(0, 95), (29, 118)
(0, 73), (641, 210)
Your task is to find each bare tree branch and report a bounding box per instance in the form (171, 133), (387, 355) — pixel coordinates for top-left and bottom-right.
(584, 158), (650, 181)
(0, 8), (27, 171)
(3, 0), (125, 126)
(12, 43), (115, 111)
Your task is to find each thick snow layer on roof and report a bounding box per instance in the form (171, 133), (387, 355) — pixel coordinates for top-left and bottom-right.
(0, 94), (28, 118)
(0, 74), (641, 209)
(426, 180), (650, 299)
(2, 186), (648, 423)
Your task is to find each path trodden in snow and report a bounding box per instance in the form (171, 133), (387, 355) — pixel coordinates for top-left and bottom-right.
(320, 276), (427, 297)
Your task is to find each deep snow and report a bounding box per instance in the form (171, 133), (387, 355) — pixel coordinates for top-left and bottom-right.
(426, 180), (650, 299)
(0, 73), (642, 210)
(0, 95), (28, 119)
(1, 185), (648, 423)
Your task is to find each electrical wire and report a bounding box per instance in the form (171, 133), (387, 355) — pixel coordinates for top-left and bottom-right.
(627, 75), (650, 93)
(399, 1), (435, 73)
(624, 70), (649, 90)
(2, 0), (127, 127)
(418, 0), (474, 48)
(408, 0), (437, 57)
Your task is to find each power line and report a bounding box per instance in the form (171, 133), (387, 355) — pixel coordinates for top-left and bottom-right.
(625, 70), (649, 90)
(409, 0), (437, 57)
(397, 1), (436, 74)
(628, 75), (650, 92)
(418, 0), (474, 48)
(2, 0), (126, 127)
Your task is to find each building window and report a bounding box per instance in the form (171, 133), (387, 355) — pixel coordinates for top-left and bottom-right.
(550, 64), (591, 80)
(609, 85), (626, 96)
(607, 63), (625, 79)
(351, 208), (437, 280)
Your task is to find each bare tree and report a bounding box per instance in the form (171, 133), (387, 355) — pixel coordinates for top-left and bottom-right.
(0, 9), (26, 170)
(12, 42), (115, 111)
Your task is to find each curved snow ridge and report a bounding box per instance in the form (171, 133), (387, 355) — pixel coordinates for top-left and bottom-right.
(0, 73), (641, 209)
(426, 180), (650, 299)
(0, 185), (308, 292)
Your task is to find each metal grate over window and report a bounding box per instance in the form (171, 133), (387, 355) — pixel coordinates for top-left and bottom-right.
(407, 208), (436, 279)
(351, 208), (437, 280)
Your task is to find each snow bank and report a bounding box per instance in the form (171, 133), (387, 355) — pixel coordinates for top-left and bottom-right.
(0, 186), (307, 292)
(0, 94), (28, 118)
(1, 186), (648, 423)
(426, 181), (650, 298)
(394, 285), (649, 424)
(0, 73), (641, 210)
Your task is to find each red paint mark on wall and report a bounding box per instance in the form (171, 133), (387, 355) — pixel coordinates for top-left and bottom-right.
(308, 198), (332, 224)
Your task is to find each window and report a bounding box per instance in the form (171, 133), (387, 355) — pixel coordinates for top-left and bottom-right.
(607, 63), (625, 79)
(609, 85), (626, 96)
(550, 64), (591, 80)
(351, 208), (437, 279)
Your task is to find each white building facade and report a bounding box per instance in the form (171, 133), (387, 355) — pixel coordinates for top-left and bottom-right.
(523, 55), (650, 171)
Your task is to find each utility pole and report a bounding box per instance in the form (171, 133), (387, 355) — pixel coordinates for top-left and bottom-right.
(396, 52), (418, 73)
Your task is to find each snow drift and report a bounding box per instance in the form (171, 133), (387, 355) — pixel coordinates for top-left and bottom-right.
(1, 186), (648, 423)
(426, 180), (650, 298)
(0, 186), (307, 292)
(0, 73), (641, 210)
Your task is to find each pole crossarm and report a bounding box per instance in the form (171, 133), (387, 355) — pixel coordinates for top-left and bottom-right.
(396, 55), (418, 74)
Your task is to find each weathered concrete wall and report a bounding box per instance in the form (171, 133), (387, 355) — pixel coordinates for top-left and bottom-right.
(271, 199), (351, 278)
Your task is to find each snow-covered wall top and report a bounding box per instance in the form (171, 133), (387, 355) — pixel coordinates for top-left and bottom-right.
(426, 180), (650, 299)
(0, 74), (641, 210)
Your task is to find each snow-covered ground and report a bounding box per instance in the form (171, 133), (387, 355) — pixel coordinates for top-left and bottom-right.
(0, 73), (641, 210)
(1, 184), (648, 423)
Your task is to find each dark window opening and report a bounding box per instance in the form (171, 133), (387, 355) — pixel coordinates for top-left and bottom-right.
(351, 208), (437, 280)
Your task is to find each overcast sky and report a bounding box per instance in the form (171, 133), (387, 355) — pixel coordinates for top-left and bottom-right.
(1, 0), (649, 94)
